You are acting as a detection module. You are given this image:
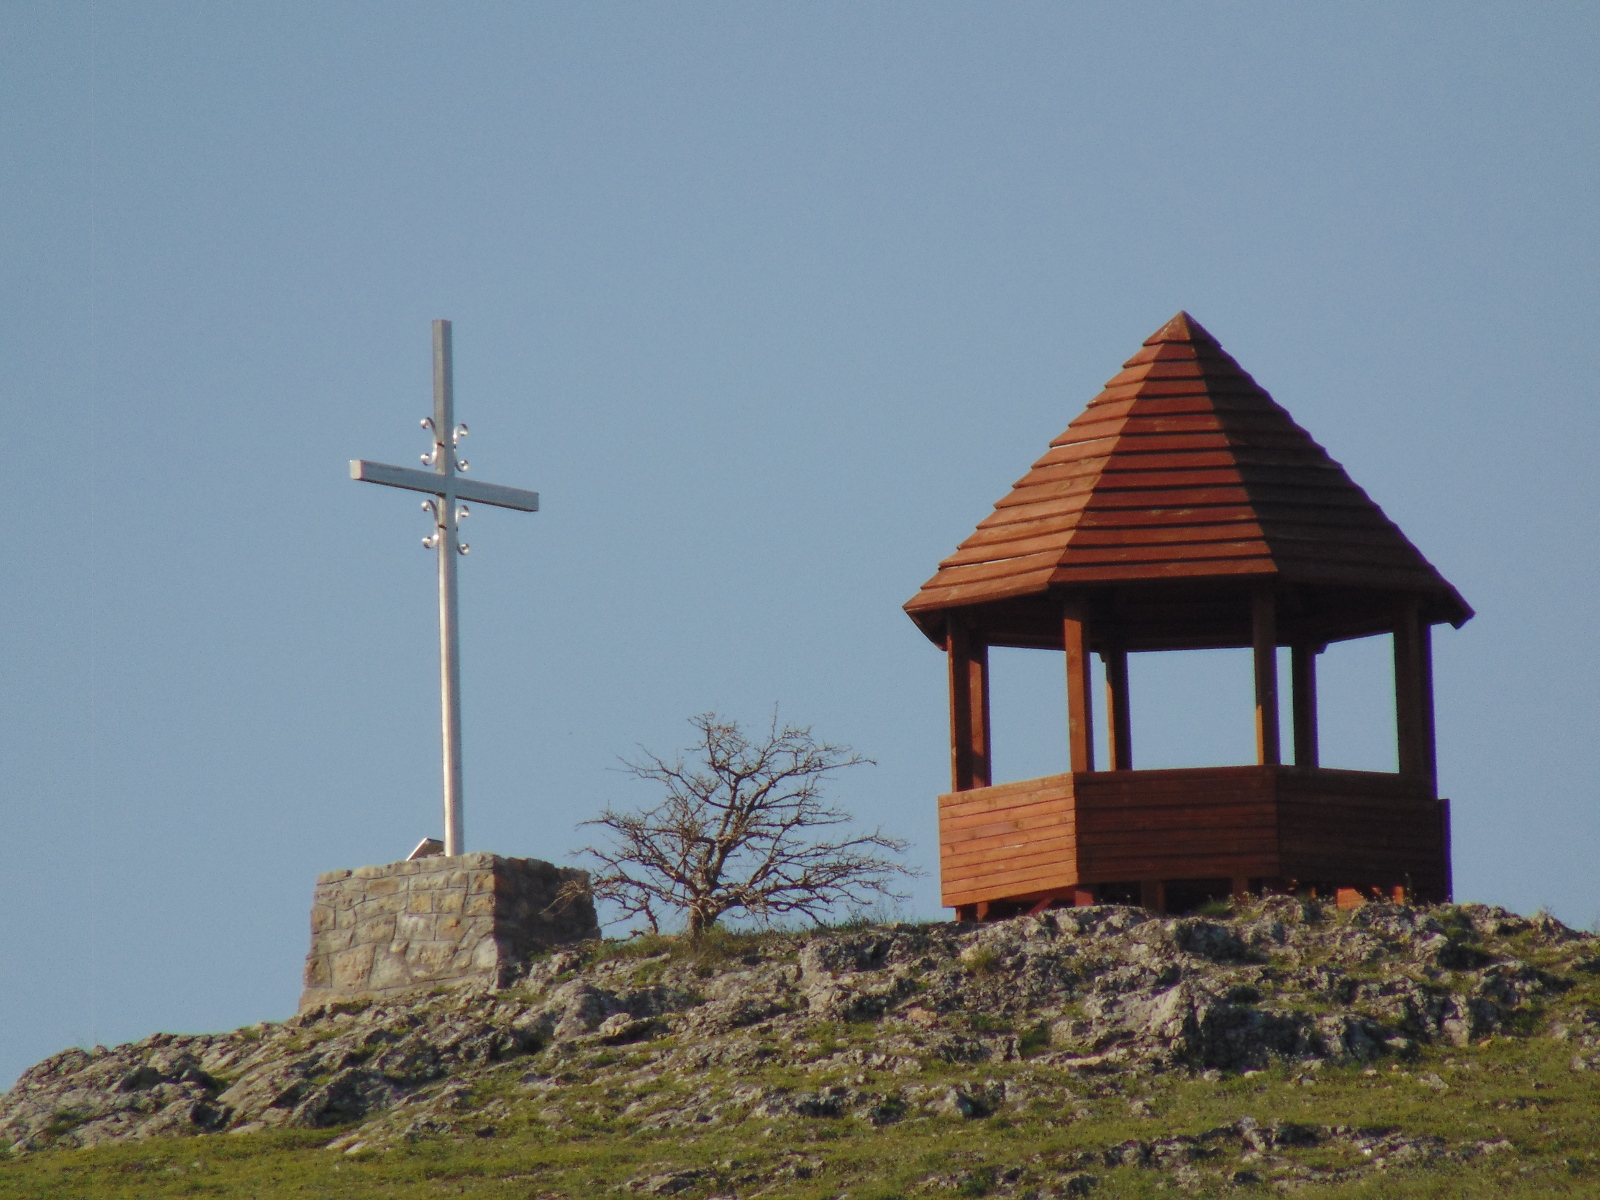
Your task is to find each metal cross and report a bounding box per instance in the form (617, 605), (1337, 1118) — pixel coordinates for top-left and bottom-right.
(351, 320), (539, 857)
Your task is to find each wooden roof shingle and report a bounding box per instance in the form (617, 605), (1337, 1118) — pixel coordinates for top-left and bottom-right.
(905, 312), (1471, 635)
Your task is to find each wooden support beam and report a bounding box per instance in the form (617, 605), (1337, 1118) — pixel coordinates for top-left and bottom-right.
(1290, 643), (1320, 768)
(1393, 598), (1438, 794)
(946, 615), (992, 792)
(1440, 798), (1453, 902)
(1102, 648), (1132, 770)
(1252, 585), (1281, 766)
(1231, 876), (1250, 903)
(1139, 879), (1165, 913)
(1072, 885), (1097, 907)
(1063, 600), (1095, 772)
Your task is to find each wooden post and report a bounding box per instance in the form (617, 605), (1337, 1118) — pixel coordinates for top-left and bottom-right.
(1439, 798), (1453, 902)
(1063, 599), (1095, 773)
(1102, 648), (1132, 770)
(946, 615), (992, 792)
(1252, 585), (1281, 766)
(1290, 643), (1320, 768)
(1139, 879), (1165, 913)
(1393, 598), (1437, 794)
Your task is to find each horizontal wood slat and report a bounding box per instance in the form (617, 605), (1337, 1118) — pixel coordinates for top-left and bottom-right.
(943, 863), (1080, 907)
(1079, 829), (1280, 859)
(1080, 854), (1281, 881)
(939, 773), (1073, 805)
(1076, 810), (1278, 838)
(942, 809), (1074, 846)
(941, 802), (1075, 838)
(945, 879), (1079, 908)
(1050, 558), (1279, 583)
(943, 837), (1079, 876)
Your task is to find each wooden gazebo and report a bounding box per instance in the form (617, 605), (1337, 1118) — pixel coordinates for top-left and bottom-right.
(905, 313), (1471, 918)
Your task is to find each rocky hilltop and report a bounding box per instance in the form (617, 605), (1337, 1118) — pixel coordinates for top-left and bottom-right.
(4, 899), (1598, 1193)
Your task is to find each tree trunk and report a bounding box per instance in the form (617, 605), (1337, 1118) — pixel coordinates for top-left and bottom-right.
(687, 906), (715, 941)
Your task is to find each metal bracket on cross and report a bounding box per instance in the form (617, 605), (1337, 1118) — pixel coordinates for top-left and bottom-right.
(351, 320), (540, 857)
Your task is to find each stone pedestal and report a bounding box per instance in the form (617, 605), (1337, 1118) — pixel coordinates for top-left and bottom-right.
(299, 852), (598, 1012)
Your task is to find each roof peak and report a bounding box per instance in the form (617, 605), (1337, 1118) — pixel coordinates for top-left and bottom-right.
(1144, 310), (1220, 346)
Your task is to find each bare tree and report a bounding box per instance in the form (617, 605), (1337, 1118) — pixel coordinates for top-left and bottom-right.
(563, 712), (916, 938)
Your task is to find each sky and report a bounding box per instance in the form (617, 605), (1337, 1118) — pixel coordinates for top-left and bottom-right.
(2, 2), (1597, 1087)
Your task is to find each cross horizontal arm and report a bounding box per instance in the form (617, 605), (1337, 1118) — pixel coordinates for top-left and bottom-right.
(350, 460), (540, 512)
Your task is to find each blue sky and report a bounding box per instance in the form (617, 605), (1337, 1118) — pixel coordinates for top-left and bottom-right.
(3, 3), (1597, 1086)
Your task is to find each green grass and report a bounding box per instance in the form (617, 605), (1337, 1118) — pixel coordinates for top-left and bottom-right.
(5, 1031), (1598, 1199)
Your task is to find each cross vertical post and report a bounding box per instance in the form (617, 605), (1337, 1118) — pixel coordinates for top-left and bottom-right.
(351, 320), (541, 859)
(433, 321), (465, 856)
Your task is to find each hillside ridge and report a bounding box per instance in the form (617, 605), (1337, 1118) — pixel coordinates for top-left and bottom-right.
(5, 898), (1599, 1195)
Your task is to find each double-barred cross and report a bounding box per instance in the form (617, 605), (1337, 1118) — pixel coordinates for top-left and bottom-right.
(351, 320), (539, 857)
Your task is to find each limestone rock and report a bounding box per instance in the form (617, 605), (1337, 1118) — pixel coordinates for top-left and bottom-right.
(4, 899), (1596, 1158)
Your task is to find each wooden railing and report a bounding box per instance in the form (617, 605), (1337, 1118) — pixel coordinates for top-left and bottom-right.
(939, 766), (1446, 910)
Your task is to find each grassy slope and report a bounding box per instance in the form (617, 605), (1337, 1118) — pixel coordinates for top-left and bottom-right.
(3, 920), (1598, 1200)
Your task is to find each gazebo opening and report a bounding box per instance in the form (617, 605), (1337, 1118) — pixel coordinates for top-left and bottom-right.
(1126, 647), (1261, 771)
(1314, 634), (1400, 773)
(904, 312), (1471, 919)
(985, 646), (1069, 782)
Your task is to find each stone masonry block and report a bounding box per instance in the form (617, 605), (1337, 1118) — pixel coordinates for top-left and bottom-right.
(355, 894), (404, 919)
(394, 912), (434, 940)
(368, 950), (414, 992)
(405, 941), (458, 974)
(354, 916), (397, 945)
(298, 853), (598, 1011)
(331, 944), (375, 990)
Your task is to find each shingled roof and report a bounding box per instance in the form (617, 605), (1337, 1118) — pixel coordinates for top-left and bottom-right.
(905, 312), (1471, 640)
